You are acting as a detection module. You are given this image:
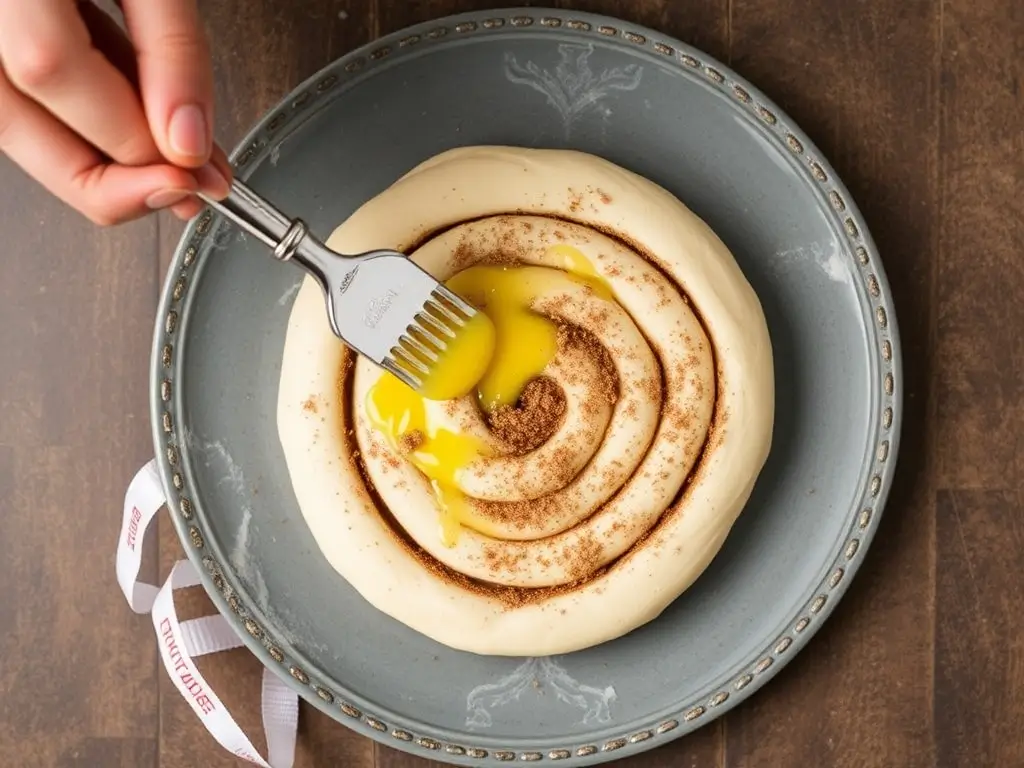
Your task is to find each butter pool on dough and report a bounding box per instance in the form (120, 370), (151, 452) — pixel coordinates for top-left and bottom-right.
(364, 260), (614, 548)
(277, 146), (775, 657)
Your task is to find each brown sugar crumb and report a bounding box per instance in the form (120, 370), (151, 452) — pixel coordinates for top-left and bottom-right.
(448, 225), (541, 278)
(398, 429), (425, 454)
(556, 324), (619, 405)
(482, 545), (530, 576)
(667, 406), (695, 432)
(580, 396), (600, 417)
(638, 375), (662, 402)
(479, 495), (555, 532)
(535, 444), (580, 490)
(559, 534), (603, 581)
(568, 188), (584, 214)
(488, 376), (566, 455)
(301, 395), (319, 414)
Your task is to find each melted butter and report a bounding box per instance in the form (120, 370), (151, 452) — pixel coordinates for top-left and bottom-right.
(447, 247), (611, 411)
(366, 245), (609, 546)
(412, 310), (496, 402)
(367, 373), (496, 546)
(545, 244), (614, 300)
(446, 265), (560, 412)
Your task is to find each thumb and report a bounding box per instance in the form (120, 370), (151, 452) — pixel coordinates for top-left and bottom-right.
(120, 0), (214, 168)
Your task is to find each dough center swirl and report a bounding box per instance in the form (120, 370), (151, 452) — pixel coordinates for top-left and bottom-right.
(354, 215), (716, 589)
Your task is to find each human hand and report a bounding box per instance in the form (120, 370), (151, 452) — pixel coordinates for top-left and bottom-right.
(0, 0), (232, 225)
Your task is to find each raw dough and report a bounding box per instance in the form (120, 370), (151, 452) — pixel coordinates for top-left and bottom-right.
(277, 146), (774, 656)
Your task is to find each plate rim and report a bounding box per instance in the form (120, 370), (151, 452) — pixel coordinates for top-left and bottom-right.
(150, 6), (904, 765)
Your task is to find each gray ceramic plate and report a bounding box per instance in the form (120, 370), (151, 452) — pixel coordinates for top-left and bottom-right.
(151, 8), (902, 765)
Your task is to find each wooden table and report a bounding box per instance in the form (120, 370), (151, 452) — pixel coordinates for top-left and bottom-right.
(2, 0), (1021, 766)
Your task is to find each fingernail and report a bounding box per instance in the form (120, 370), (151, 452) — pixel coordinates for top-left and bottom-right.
(146, 189), (192, 210)
(168, 104), (209, 159)
(195, 163), (231, 198)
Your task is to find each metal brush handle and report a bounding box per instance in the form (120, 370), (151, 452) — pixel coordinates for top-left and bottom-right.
(196, 179), (478, 389)
(199, 180), (313, 264)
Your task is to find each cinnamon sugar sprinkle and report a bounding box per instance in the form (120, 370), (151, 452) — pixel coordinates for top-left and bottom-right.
(397, 429), (424, 454)
(488, 377), (565, 455)
(557, 324), (618, 405)
(333, 215), (725, 609)
(449, 217), (533, 273)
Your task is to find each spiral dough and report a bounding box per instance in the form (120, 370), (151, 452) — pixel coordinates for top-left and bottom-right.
(277, 146), (774, 656)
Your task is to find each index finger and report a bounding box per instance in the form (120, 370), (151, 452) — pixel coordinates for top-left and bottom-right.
(0, 69), (200, 225)
(120, 0), (214, 167)
(0, 0), (158, 165)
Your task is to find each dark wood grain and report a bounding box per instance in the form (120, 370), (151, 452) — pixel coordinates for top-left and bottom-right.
(2, 0), (1023, 766)
(935, 0), (1024, 489)
(722, 1), (941, 767)
(934, 491), (1024, 765)
(933, 0), (1024, 765)
(0, 164), (160, 764)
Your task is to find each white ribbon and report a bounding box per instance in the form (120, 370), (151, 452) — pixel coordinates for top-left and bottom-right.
(117, 462), (299, 768)
(115, 459), (164, 613)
